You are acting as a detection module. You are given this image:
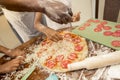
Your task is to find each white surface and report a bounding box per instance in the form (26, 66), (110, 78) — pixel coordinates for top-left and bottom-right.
(108, 64), (120, 79)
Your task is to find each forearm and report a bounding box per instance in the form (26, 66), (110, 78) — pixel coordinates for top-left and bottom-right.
(0, 0), (44, 12)
(0, 45), (10, 55)
(34, 12), (46, 32)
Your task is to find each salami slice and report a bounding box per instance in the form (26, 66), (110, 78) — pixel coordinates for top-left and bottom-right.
(115, 24), (120, 28)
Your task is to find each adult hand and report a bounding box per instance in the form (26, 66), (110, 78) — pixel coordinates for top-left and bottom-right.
(72, 12), (80, 22)
(1, 0), (73, 24)
(40, 0), (73, 24)
(0, 57), (24, 73)
(44, 27), (63, 42)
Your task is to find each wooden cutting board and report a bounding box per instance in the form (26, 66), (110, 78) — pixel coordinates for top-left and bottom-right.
(72, 19), (120, 50)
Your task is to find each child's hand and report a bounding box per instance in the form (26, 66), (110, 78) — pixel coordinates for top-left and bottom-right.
(44, 28), (62, 42)
(0, 57), (24, 73)
(72, 12), (80, 22)
(7, 49), (25, 58)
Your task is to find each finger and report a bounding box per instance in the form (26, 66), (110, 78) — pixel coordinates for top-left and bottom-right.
(61, 17), (67, 24)
(11, 67), (17, 71)
(68, 8), (73, 16)
(49, 15), (63, 24)
(51, 37), (58, 42)
(13, 63), (20, 67)
(60, 13), (72, 24)
(55, 34), (63, 40)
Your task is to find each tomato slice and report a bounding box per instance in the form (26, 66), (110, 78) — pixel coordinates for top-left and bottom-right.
(93, 19), (100, 23)
(68, 53), (78, 60)
(55, 55), (64, 62)
(101, 21), (107, 25)
(87, 19), (93, 23)
(115, 24), (120, 28)
(75, 45), (83, 51)
(115, 30), (120, 33)
(97, 24), (104, 28)
(45, 60), (56, 69)
(103, 26), (112, 30)
(94, 28), (102, 32)
(79, 27), (85, 30)
(103, 31), (113, 36)
(111, 40), (120, 47)
(112, 32), (120, 37)
(84, 23), (90, 27)
(61, 60), (71, 69)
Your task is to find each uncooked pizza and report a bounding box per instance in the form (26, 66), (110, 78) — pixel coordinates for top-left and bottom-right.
(35, 31), (88, 72)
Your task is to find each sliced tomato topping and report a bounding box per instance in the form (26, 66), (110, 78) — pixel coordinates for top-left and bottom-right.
(93, 19), (100, 23)
(61, 60), (71, 69)
(111, 40), (120, 47)
(45, 60), (56, 69)
(55, 55), (64, 62)
(115, 30), (120, 33)
(75, 45), (83, 51)
(101, 21), (107, 25)
(97, 24), (104, 28)
(68, 53), (78, 60)
(94, 28), (102, 32)
(115, 24), (120, 28)
(79, 27), (85, 30)
(103, 31), (113, 36)
(112, 32), (120, 37)
(87, 19), (93, 23)
(84, 23), (90, 27)
(103, 26), (112, 30)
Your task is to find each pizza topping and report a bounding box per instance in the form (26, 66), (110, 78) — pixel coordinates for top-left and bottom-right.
(115, 24), (120, 28)
(72, 37), (81, 43)
(75, 45), (83, 51)
(41, 41), (46, 46)
(55, 55), (64, 62)
(46, 56), (52, 60)
(68, 53), (78, 60)
(115, 30), (120, 33)
(45, 60), (57, 69)
(94, 28), (102, 32)
(61, 60), (71, 69)
(112, 33), (120, 37)
(79, 27), (85, 30)
(93, 19), (100, 23)
(84, 23), (90, 27)
(103, 31), (113, 36)
(97, 24), (104, 28)
(103, 26), (112, 30)
(101, 21), (107, 25)
(111, 40), (120, 47)
(87, 19), (93, 23)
